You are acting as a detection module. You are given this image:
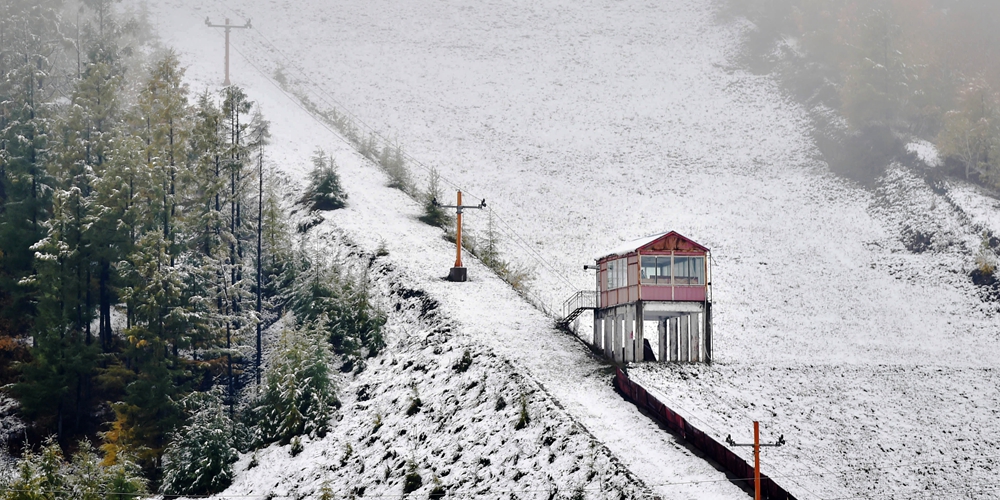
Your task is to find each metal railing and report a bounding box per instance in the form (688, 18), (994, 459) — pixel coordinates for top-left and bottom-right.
(560, 290), (598, 323)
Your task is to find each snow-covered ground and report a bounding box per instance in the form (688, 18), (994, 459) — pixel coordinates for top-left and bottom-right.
(140, 0), (1000, 497)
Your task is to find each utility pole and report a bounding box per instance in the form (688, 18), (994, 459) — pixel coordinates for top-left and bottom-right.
(205, 17), (252, 86)
(726, 421), (785, 500)
(435, 190), (485, 282)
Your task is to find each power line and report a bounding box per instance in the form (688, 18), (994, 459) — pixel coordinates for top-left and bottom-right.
(209, 1), (581, 300)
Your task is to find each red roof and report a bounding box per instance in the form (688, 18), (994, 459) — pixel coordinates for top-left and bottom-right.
(597, 231), (708, 261)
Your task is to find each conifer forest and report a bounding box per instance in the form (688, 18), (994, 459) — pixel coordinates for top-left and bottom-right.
(0, 0), (383, 496)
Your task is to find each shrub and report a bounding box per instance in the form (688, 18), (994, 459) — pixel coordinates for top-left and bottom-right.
(428, 477), (446, 499)
(290, 436), (303, 457)
(379, 143), (413, 193)
(453, 349), (473, 373)
(161, 389), (238, 496)
(403, 459), (422, 494)
(419, 169), (452, 229)
(495, 396), (507, 412)
(515, 395), (530, 430)
(4, 438), (146, 500)
(301, 149), (347, 210)
(406, 390), (423, 417)
(976, 231), (997, 277)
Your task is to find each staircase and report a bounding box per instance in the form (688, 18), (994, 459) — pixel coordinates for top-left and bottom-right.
(558, 290), (598, 327)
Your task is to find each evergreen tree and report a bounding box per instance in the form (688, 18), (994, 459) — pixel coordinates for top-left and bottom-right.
(160, 388), (237, 496)
(250, 111), (270, 384)
(2, 438), (65, 500)
(255, 323), (337, 446)
(0, 4), (59, 339)
(301, 149), (347, 210)
(112, 230), (190, 468)
(13, 186), (100, 441)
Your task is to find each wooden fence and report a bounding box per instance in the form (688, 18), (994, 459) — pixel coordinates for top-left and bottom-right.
(613, 368), (797, 500)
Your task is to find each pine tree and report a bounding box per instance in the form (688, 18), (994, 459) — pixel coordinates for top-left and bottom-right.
(2, 437), (65, 500)
(13, 186), (100, 441)
(0, 1), (60, 340)
(160, 388), (238, 496)
(255, 323), (337, 446)
(301, 149), (347, 210)
(250, 111), (270, 384)
(112, 230), (190, 468)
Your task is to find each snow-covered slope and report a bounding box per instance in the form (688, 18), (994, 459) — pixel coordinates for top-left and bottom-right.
(140, 0), (1000, 497)
(221, 230), (652, 499)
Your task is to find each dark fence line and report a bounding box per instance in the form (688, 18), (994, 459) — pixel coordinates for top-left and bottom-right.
(613, 368), (797, 500)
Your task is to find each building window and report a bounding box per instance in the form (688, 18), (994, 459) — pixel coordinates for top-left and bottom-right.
(606, 257), (629, 289)
(641, 256), (672, 285)
(674, 256), (705, 285)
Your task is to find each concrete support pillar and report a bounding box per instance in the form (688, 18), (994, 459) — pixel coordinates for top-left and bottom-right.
(669, 317), (679, 362)
(612, 310), (623, 362)
(635, 302), (645, 362)
(679, 314), (690, 362)
(604, 313), (613, 359)
(690, 313), (701, 362)
(657, 319), (667, 362)
(624, 306), (635, 362)
(593, 311), (602, 349)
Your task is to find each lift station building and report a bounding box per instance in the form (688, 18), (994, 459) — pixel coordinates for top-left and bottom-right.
(563, 231), (713, 363)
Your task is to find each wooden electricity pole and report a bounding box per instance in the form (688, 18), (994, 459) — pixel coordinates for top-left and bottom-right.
(435, 190), (485, 282)
(205, 17), (252, 86)
(726, 421), (785, 500)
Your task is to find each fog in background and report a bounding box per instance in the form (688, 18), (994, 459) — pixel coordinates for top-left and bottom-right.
(726, 0), (1000, 187)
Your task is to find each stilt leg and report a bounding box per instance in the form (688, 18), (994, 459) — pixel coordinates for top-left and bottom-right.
(593, 311), (602, 349)
(658, 319), (667, 362)
(635, 303), (645, 361)
(679, 314), (690, 362)
(604, 313), (613, 359)
(690, 313), (701, 362)
(669, 317), (679, 362)
(613, 311), (623, 362)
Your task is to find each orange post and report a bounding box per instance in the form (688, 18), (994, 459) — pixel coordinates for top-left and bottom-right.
(754, 420), (761, 500)
(455, 191), (463, 267)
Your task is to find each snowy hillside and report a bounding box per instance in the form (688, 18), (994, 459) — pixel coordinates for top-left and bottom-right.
(139, 0), (1000, 497)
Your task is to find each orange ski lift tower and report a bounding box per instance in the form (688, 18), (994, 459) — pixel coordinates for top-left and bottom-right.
(562, 231), (713, 363)
(435, 191), (485, 282)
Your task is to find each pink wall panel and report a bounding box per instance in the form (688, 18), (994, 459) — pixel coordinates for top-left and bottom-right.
(642, 286), (672, 301)
(673, 286), (707, 301)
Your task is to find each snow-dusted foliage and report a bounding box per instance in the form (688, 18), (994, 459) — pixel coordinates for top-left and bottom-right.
(301, 149), (348, 211)
(1, 438), (146, 500)
(285, 245), (386, 363)
(254, 324), (339, 446)
(160, 389), (238, 496)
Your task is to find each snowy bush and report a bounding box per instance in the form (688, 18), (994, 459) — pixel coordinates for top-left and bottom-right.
(254, 324), (339, 446)
(2, 438), (146, 500)
(515, 395), (530, 430)
(301, 149), (348, 211)
(453, 349), (473, 373)
(976, 231), (997, 277)
(402, 459), (422, 494)
(379, 143), (413, 194)
(419, 168), (452, 229)
(160, 389), (238, 496)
